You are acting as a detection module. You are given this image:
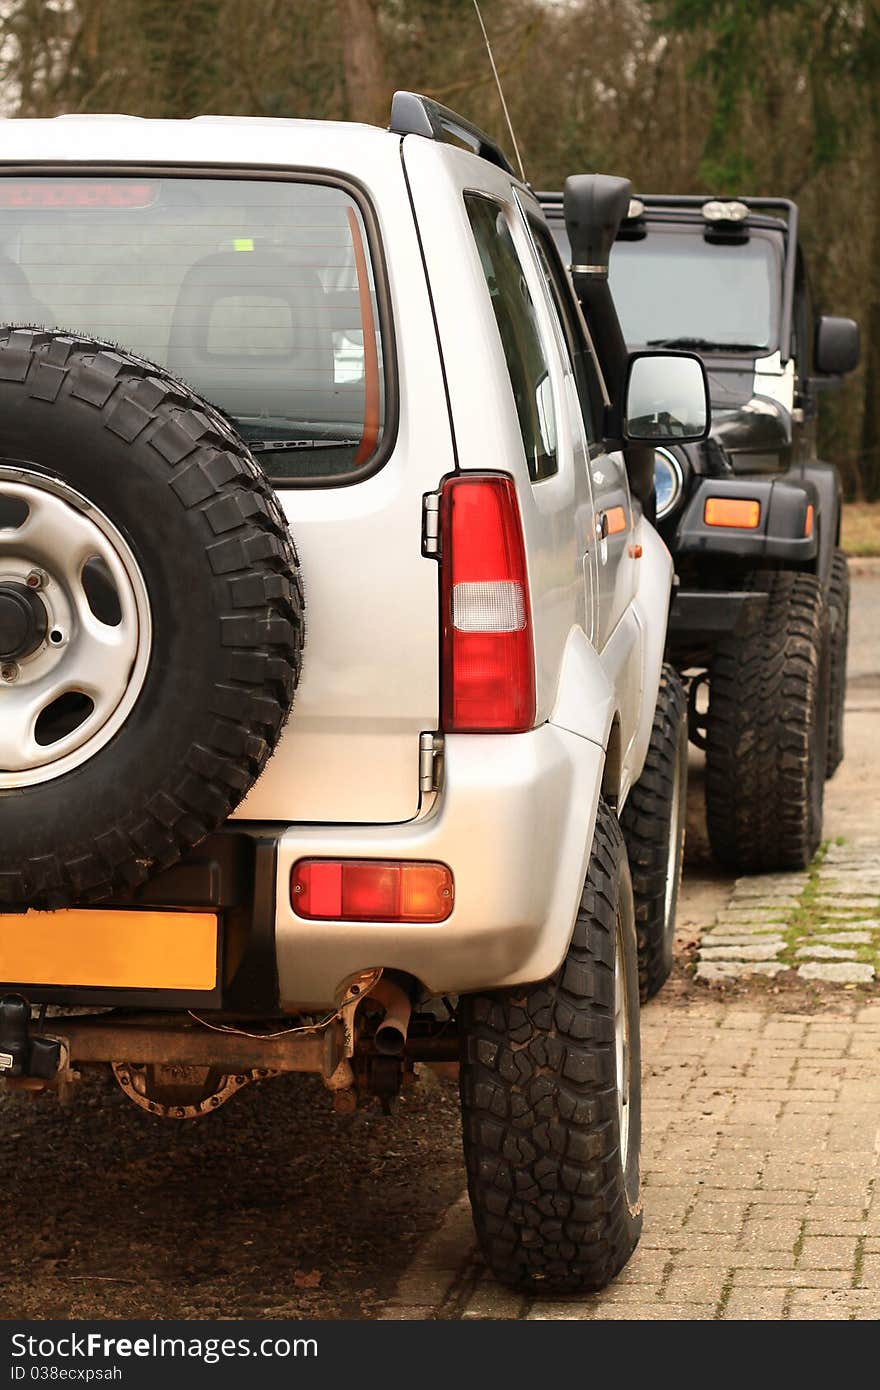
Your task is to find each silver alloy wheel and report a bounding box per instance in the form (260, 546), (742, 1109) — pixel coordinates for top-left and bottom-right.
(614, 911), (631, 1169)
(0, 467), (151, 787)
(664, 752), (683, 931)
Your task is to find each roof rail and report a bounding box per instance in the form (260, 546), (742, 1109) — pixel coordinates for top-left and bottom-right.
(389, 90), (515, 177)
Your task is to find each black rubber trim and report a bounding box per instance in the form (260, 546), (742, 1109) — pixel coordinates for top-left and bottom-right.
(390, 91), (516, 177)
(118, 823), (281, 1013)
(0, 161), (399, 491)
(222, 832), (281, 1013)
(110, 829), (253, 909)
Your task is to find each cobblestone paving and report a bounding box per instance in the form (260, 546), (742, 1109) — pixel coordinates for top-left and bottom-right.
(383, 998), (880, 1320)
(696, 840), (880, 985)
(380, 571), (880, 1321)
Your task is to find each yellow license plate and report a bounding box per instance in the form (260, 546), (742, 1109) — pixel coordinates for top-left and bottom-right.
(0, 910), (218, 992)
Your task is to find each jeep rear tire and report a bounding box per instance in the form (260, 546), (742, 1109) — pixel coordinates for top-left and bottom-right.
(705, 571), (830, 873)
(0, 329), (303, 908)
(458, 801), (642, 1293)
(826, 548), (849, 778)
(621, 664), (688, 1001)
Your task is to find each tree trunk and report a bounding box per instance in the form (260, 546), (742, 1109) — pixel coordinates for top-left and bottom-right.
(336, 0), (387, 127)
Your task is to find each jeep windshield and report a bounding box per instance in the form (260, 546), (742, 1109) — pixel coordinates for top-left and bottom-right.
(609, 227), (781, 355)
(0, 175), (387, 482)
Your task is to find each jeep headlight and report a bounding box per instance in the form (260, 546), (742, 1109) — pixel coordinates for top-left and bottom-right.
(654, 447), (684, 520)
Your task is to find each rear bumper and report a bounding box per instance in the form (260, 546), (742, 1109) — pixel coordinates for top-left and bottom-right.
(1, 726), (604, 1016)
(273, 723), (604, 1010)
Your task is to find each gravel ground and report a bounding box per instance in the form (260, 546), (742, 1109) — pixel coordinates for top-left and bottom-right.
(0, 1069), (463, 1319)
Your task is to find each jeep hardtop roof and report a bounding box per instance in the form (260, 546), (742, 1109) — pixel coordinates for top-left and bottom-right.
(538, 192), (794, 236)
(539, 188), (799, 363)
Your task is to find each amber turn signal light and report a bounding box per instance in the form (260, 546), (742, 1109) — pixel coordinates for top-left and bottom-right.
(704, 497), (761, 529)
(606, 505), (628, 536)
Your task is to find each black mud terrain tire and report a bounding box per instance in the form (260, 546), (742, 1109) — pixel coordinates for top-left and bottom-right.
(621, 664), (688, 1001)
(705, 571), (830, 873)
(459, 801), (642, 1293)
(0, 329), (303, 909)
(826, 548), (849, 778)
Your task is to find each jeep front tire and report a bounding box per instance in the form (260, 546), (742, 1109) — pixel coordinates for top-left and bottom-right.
(705, 571), (830, 872)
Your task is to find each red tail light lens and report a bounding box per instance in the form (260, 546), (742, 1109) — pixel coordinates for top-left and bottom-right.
(439, 474), (535, 732)
(291, 859), (454, 922)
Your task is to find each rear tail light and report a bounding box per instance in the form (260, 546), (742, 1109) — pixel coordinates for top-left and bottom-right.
(291, 859), (454, 922)
(439, 474), (535, 732)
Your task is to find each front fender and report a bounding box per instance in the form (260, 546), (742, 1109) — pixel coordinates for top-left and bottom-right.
(673, 475), (818, 565)
(625, 518), (673, 798)
(799, 461), (841, 589)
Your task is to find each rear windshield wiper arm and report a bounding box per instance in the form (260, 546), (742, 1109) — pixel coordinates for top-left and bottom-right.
(249, 438), (361, 452)
(647, 337), (765, 352)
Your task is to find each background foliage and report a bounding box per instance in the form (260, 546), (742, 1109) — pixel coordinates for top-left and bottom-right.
(0, 0), (876, 495)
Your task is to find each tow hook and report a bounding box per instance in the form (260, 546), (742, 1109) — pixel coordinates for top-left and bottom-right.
(0, 994), (63, 1081)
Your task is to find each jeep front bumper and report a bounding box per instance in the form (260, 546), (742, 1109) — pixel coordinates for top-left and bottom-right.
(668, 588), (769, 641)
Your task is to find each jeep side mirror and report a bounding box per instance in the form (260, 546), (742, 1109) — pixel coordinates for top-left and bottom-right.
(622, 351), (710, 443)
(814, 316), (859, 376)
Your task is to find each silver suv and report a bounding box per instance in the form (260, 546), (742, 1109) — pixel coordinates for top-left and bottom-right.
(0, 94), (708, 1292)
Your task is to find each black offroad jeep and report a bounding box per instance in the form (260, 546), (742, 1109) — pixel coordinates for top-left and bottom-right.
(541, 187), (860, 873)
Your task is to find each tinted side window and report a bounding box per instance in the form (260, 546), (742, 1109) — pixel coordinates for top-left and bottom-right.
(465, 193), (558, 482)
(528, 220), (603, 444)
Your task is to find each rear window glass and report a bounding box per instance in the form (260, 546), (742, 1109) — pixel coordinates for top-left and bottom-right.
(0, 176), (388, 482)
(465, 193), (558, 483)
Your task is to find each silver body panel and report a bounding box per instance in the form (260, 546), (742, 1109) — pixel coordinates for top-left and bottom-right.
(1, 115), (673, 1005)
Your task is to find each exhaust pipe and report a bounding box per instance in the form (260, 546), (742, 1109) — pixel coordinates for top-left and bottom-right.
(371, 975), (413, 1057)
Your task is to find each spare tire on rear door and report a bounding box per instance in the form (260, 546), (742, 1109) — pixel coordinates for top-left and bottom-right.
(0, 329), (303, 909)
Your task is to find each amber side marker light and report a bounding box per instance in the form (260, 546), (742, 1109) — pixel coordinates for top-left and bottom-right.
(804, 503), (814, 538)
(704, 497), (761, 529)
(291, 859), (454, 923)
(606, 505), (628, 536)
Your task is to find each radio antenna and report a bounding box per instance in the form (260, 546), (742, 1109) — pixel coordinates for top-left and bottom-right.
(471, 0), (527, 183)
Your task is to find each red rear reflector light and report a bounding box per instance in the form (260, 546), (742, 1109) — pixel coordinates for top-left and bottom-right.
(291, 860), (454, 923)
(704, 497), (761, 529)
(439, 474), (535, 732)
(0, 182), (157, 210)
